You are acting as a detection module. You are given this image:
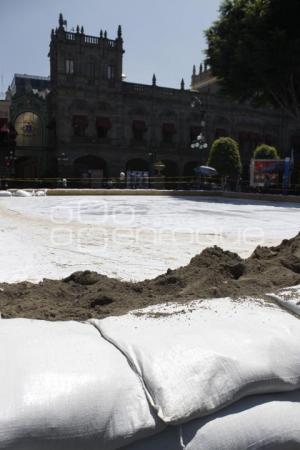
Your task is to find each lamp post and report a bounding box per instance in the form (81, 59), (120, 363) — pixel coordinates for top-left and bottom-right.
(57, 152), (68, 173)
(190, 96), (209, 189)
(57, 152), (69, 187)
(1, 121), (16, 187)
(4, 150), (16, 183)
(148, 151), (155, 176)
(190, 96), (208, 153)
(148, 150), (157, 188)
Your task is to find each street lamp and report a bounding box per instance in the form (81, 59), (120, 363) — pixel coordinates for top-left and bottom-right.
(190, 96), (208, 152)
(57, 152), (68, 163)
(190, 132), (208, 151)
(57, 152), (68, 173)
(148, 149), (159, 188)
(4, 150), (16, 177)
(189, 96), (209, 190)
(57, 152), (69, 187)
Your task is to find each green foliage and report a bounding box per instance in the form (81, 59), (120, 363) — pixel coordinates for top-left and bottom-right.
(254, 144), (279, 159)
(205, 0), (300, 122)
(208, 137), (242, 178)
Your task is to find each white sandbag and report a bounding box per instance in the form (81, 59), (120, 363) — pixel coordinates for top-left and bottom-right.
(125, 390), (300, 450)
(268, 285), (300, 317)
(0, 319), (162, 450)
(35, 190), (47, 197)
(90, 297), (300, 425)
(0, 191), (12, 197)
(13, 190), (32, 197)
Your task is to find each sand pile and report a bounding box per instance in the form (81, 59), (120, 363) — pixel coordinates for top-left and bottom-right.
(1, 232), (300, 321)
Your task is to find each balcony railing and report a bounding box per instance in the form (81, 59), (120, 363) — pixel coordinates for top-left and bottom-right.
(64, 31), (116, 48)
(123, 82), (184, 97)
(85, 35), (99, 45)
(66, 32), (76, 41)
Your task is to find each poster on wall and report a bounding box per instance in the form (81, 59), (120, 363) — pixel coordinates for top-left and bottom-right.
(250, 159), (286, 188)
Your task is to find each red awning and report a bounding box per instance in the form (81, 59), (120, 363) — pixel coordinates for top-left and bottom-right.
(239, 131), (261, 141)
(264, 134), (274, 144)
(0, 124), (9, 133)
(251, 133), (262, 142)
(162, 123), (176, 133)
(191, 126), (201, 135)
(291, 135), (300, 145)
(72, 115), (88, 127)
(96, 117), (112, 128)
(247, 132), (261, 141)
(8, 124), (17, 138)
(132, 120), (147, 131)
(215, 128), (228, 138)
(238, 131), (250, 141)
(0, 118), (9, 133)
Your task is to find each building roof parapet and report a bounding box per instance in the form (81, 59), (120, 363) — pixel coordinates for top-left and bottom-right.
(191, 60), (218, 91)
(14, 74), (50, 81)
(123, 82), (210, 103)
(62, 30), (117, 48)
(53, 14), (120, 49)
(123, 81), (192, 97)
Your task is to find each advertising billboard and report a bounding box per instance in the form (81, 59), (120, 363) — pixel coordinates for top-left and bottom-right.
(250, 159), (287, 188)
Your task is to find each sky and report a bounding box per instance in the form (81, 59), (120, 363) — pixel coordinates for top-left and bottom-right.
(0, 0), (221, 97)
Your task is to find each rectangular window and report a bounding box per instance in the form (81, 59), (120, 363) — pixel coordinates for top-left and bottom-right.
(88, 62), (95, 80)
(107, 65), (115, 80)
(72, 115), (88, 137)
(162, 123), (176, 144)
(66, 59), (74, 74)
(132, 121), (147, 142)
(96, 117), (111, 139)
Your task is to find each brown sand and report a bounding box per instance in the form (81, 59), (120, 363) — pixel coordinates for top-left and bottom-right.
(0, 233), (300, 321)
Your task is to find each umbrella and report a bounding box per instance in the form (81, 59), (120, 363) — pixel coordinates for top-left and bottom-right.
(194, 166), (218, 176)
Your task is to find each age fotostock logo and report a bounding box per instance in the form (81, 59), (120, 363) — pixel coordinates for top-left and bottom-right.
(49, 200), (267, 251)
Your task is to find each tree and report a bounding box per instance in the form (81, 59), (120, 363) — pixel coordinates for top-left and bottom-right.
(205, 0), (300, 123)
(208, 137), (242, 184)
(254, 144), (279, 159)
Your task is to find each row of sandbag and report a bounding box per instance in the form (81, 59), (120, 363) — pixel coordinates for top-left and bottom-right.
(1, 296), (300, 449)
(125, 390), (300, 450)
(0, 190), (46, 197)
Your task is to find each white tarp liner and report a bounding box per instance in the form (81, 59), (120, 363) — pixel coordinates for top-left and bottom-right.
(90, 297), (300, 424)
(13, 190), (33, 197)
(125, 390), (300, 450)
(0, 319), (162, 450)
(1, 196), (299, 284)
(268, 285), (300, 317)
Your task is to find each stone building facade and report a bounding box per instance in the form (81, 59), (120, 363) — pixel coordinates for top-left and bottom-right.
(192, 65), (300, 182)
(0, 98), (12, 178)
(0, 75), (51, 180)
(5, 14), (300, 185)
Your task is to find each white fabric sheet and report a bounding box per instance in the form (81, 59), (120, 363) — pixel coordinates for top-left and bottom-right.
(268, 285), (300, 317)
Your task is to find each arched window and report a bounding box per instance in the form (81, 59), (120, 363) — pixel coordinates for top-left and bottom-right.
(14, 112), (43, 147)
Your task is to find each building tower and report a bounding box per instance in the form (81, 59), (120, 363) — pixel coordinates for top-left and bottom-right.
(47, 14), (125, 179)
(49, 13), (124, 91)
